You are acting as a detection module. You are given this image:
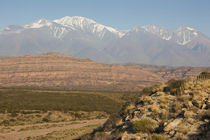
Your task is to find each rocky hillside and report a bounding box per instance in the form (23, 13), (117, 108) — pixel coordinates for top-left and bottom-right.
(82, 72), (210, 139)
(0, 53), (209, 92)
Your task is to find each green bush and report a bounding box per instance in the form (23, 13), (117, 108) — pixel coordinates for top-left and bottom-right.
(198, 72), (210, 79)
(164, 79), (185, 95)
(133, 118), (157, 133)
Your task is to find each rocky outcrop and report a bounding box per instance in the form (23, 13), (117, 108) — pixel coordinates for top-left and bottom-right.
(82, 75), (210, 139)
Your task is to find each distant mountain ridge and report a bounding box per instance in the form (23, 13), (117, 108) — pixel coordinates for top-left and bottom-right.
(0, 16), (210, 66)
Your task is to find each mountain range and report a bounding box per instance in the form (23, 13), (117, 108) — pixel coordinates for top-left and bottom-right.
(0, 16), (210, 66)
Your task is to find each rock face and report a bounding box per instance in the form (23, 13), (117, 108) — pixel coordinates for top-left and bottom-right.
(0, 53), (209, 92)
(82, 74), (210, 139)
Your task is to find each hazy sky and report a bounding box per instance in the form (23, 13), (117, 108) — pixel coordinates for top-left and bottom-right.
(0, 0), (210, 37)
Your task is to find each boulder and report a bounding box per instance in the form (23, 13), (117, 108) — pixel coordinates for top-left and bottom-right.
(164, 118), (183, 132)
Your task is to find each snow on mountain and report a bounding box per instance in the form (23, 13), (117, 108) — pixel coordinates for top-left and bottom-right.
(54, 16), (125, 38)
(24, 18), (53, 28)
(0, 25), (24, 34)
(0, 16), (201, 44)
(20, 16), (125, 39)
(0, 16), (209, 66)
(142, 25), (199, 45)
(23, 18), (72, 38)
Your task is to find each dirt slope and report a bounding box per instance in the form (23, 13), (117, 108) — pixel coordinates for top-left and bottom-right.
(0, 53), (208, 92)
(0, 53), (163, 91)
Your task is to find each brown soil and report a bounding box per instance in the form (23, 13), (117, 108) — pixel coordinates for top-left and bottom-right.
(0, 119), (106, 140)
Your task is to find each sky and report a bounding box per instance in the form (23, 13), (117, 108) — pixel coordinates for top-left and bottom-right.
(0, 0), (210, 36)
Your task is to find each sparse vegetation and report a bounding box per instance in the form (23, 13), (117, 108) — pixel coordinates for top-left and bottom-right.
(85, 75), (210, 140)
(133, 118), (157, 133)
(0, 89), (131, 114)
(148, 133), (168, 140)
(164, 79), (185, 95)
(35, 124), (101, 140)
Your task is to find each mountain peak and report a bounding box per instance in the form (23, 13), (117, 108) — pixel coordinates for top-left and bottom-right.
(24, 18), (53, 28)
(141, 25), (200, 45)
(54, 16), (97, 27)
(53, 16), (124, 38)
(141, 25), (172, 40)
(177, 26), (196, 31)
(186, 27), (195, 31)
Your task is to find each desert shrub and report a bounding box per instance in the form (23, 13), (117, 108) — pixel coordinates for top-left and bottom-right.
(157, 91), (164, 96)
(133, 118), (157, 133)
(151, 106), (159, 113)
(160, 103), (168, 109)
(164, 79), (185, 95)
(141, 85), (159, 96)
(42, 117), (49, 122)
(171, 101), (182, 114)
(168, 79), (185, 89)
(139, 96), (152, 105)
(198, 72), (210, 79)
(96, 113), (107, 119)
(74, 112), (82, 119)
(36, 114), (42, 118)
(10, 111), (18, 117)
(151, 106), (160, 118)
(21, 110), (41, 114)
(177, 95), (190, 103)
(0, 120), (10, 126)
(159, 96), (169, 103)
(148, 133), (168, 140)
(159, 111), (169, 122)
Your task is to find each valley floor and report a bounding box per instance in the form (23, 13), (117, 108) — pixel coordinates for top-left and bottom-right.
(0, 118), (106, 140)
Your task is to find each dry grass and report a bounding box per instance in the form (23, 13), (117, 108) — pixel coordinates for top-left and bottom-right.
(151, 106), (160, 114)
(0, 111), (107, 127)
(159, 96), (169, 103)
(139, 96), (152, 104)
(133, 118), (157, 133)
(176, 125), (189, 135)
(148, 133), (169, 140)
(35, 124), (100, 140)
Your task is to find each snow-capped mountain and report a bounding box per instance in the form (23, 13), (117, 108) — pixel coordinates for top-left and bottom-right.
(0, 16), (209, 66)
(21, 16), (124, 39)
(54, 16), (125, 38)
(142, 25), (200, 45)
